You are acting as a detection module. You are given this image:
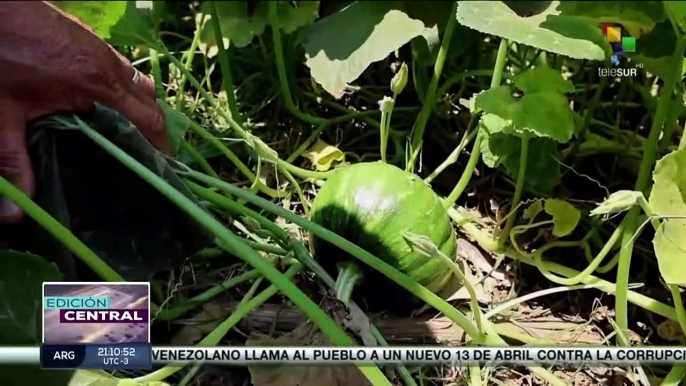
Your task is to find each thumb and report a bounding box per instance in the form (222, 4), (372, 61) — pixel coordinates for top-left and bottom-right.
(0, 102), (33, 223)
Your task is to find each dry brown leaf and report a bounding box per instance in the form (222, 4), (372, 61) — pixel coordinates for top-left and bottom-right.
(247, 323), (372, 386)
(171, 303), (230, 345)
(457, 239), (505, 281)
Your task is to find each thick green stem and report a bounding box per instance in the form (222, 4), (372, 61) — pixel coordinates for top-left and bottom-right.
(532, 218), (626, 286)
(661, 365), (686, 386)
(567, 71), (609, 160)
(406, 1), (458, 173)
(149, 49), (166, 99)
(443, 39), (509, 208)
(616, 35), (686, 345)
(498, 132), (529, 247)
(425, 126), (477, 183)
(186, 120), (286, 198)
(268, 2), (327, 125)
(209, 1), (243, 124)
(0, 176), (123, 282)
(179, 140), (220, 179)
(175, 14), (204, 111)
(71, 117), (392, 386)
(334, 262), (363, 306)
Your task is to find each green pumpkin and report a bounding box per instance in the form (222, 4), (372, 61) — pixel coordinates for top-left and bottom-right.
(309, 162), (457, 311)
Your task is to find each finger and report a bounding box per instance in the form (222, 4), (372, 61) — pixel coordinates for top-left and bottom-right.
(106, 92), (171, 155)
(112, 48), (158, 101)
(129, 67), (158, 101)
(0, 104), (33, 223)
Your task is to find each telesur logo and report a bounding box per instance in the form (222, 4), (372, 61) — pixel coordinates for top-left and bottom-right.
(598, 24), (641, 78)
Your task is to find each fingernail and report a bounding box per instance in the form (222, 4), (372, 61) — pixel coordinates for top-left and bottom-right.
(0, 196), (20, 219)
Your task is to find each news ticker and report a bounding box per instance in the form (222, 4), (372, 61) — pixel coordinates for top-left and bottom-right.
(6, 347), (686, 369)
(42, 282), (152, 370)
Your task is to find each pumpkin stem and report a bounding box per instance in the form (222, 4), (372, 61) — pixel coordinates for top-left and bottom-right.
(334, 261), (363, 306)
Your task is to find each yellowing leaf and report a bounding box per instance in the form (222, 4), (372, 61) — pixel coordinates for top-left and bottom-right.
(302, 139), (345, 171)
(544, 199), (580, 237)
(590, 190), (644, 216)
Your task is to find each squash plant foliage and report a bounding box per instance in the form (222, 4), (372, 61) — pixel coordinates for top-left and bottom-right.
(2, 1), (686, 386)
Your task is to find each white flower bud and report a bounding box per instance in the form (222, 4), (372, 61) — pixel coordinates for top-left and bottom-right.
(390, 62), (408, 94)
(378, 96), (394, 113)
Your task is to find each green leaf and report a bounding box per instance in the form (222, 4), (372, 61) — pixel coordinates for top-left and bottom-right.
(199, 1), (318, 57)
(0, 251), (63, 344)
(648, 149), (686, 216)
(0, 251), (74, 386)
(664, 1), (686, 35)
(55, 1), (160, 48)
(157, 100), (189, 154)
(557, 1), (665, 37)
(479, 115), (562, 195)
(476, 65), (576, 143)
(523, 199), (544, 221)
(269, 1), (320, 34)
(653, 220), (686, 285)
(647, 150), (686, 285)
(590, 190), (644, 216)
(299, 2), (428, 97)
(198, 2), (266, 56)
(544, 199), (580, 237)
(455, 1), (607, 60)
(53, 1), (127, 39)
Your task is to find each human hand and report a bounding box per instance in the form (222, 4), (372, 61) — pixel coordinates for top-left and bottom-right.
(0, 2), (170, 223)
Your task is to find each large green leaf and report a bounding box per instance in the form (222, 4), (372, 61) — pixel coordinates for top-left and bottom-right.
(649, 149), (686, 285)
(54, 1), (161, 48)
(456, 1), (607, 60)
(664, 1), (686, 35)
(298, 1), (429, 97)
(0, 251), (73, 386)
(479, 114), (562, 195)
(475, 65), (576, 143)
(53, 1), (127, 39)
(649, 149), (686, 216)
(557, 1), (665, 37)
(198, 1), (318, 58)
